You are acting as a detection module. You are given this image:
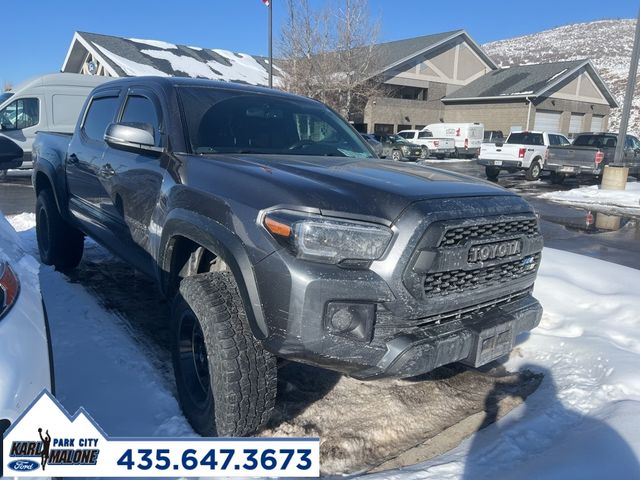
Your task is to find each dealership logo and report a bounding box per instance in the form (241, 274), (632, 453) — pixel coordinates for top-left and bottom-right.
(468, 239), (521, 263)
(8, 427), (100, 471)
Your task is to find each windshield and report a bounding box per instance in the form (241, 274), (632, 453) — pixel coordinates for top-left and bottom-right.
(178, 87), (373, 158)
(388, 134), (411, 145)
(507, 132), (543, 146)
(573, 135), (616, 148)
(0, 92), (13, 106)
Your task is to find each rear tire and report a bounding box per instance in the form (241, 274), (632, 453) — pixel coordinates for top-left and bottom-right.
(525, 160), (542, 181)
(171, 271), (277, 437)
(391, 150), (402, 161)
(36, 189), (84, 271)
(420, 148), (429, 160)
(485, 166), (500, 181)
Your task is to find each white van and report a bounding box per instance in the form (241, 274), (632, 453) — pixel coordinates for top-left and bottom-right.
(0, 73), (109, 177)
(424, 123), (485, 158)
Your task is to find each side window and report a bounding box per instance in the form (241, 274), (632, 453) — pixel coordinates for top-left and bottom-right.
(548, 135), (558, 146)
(558, 135), (570, 145)
(0, 98), (39, 130)
(120, 95), (161, 145)
(83, 96), (120, 141)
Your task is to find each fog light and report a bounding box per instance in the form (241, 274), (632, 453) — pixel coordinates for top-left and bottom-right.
(325, 302), (375, 342)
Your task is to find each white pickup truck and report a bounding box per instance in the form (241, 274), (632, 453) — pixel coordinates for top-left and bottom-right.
(478, 131), (570, 181)
(397, 129), (456, 159)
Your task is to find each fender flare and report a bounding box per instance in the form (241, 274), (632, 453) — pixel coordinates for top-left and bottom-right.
(158, 209), (269, 339)
(32, 159), (74, 223)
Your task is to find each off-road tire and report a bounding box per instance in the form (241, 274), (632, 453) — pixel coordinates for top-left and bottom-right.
(485, 166), (500, 181)
(391, 149), (402, 161)
(36, 189), (84, 270)
(525, 159), (542, 181)
(171, 271), (277, 437)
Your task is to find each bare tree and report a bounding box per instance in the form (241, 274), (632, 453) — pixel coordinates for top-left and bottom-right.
(278, 0), (381, 121)
(3, 82), (12, 92)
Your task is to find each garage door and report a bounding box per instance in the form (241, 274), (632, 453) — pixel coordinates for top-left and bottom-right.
(534, 110), (561, 132)
(591, 115), (604, 132)
(569, 113), (584, 134)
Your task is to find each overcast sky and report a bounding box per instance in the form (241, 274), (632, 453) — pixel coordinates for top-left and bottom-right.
(0, 0), (636, 87)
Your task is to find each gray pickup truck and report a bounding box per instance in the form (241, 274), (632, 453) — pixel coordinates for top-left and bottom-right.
(31, 77), (543, 437)
(545, 132), (640, 184)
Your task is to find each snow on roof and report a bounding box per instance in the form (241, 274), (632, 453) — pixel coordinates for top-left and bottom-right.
(70, 32), (279, 87)
(94, 44), (169, 77)
(129, 38), (177, 50)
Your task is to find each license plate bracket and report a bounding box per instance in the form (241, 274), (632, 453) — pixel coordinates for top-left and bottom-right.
(494, 160), (503, 166)
(462, 319), (515, 367)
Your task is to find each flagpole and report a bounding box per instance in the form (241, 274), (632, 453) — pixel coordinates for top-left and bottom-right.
(268, 0), (273, 88)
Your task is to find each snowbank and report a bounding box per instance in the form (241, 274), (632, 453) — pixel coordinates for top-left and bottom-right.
(539, 182), (640, 215)
(370, 249), (640, 479)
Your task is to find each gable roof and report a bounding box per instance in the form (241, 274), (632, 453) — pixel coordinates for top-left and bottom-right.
(443, 59), (618, 107)
(62, 31), (279, 86)
(369, 29), (497, 76)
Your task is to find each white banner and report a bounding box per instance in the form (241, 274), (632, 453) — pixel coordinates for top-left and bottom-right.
(2, 391), (319, 477)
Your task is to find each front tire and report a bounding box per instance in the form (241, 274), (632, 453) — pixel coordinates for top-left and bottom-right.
(485, 166), (500, 181)
(525, 160), (542, 181)
(391, 150), (402, 161)
(36, 189), (84, 270)
(171, 271), (277, 437)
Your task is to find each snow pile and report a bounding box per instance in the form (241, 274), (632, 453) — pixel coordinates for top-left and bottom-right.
(484, 19), (639, 134)
(369, 248), (640, 479)
(539, 182), (640, 214)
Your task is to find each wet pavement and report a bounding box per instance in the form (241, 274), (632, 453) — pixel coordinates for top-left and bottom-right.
(2, 162), (639, 269)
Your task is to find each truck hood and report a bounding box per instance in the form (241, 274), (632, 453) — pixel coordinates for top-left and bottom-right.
(179, 154), (520, 221)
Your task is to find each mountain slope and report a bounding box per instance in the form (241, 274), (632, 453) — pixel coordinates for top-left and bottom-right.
(483, 19), (638, 134)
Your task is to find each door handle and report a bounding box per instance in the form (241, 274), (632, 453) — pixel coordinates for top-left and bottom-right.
(68, 153), (79, 164)
(98, 163), (116, 178)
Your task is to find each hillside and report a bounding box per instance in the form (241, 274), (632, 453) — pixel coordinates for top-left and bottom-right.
(483, 19), (638, 134)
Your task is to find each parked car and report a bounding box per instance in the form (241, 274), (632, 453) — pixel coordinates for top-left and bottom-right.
(545, 132), (640, 183)
(479, 131), (570, 181)
(360, 132), (384, 157)
(371, 133), (424, 161)
(0, 73), (109, 179)
(0, 215), (53, 480)
(425, 123), (484, 158)
(397, 129), (456, 159)
(33, 77), (543, 438)
(483, 130), (505, 143)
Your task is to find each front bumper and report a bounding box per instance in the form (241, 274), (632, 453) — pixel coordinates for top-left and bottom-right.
(255, 196), (542, 379)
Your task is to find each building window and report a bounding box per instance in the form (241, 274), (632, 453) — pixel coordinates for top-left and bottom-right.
(374, 123), (394, 134)
(386, 86), (428, 101)
(396, 124), (412, 133)
(352, 123), (367, 133)
(414, 124), (426, 130)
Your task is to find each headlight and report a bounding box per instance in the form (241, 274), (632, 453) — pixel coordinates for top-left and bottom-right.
(0, 261), (19, 319)
(401, 145), (410, 154)
(262, 210), (393, 265)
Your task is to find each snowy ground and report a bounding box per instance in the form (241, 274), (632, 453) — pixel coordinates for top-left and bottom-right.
(539, 182), (640, 217)
(5, 213), (640, 478)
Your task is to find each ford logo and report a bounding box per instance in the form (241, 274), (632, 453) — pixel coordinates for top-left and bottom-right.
(8, 459), (39, 471)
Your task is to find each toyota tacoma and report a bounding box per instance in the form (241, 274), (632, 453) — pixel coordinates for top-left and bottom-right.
(32, 77), (543, 437)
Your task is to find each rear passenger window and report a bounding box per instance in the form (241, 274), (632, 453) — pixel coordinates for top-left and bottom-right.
(418, 131), (433, 139)
(120, 95), (160, 145)
(83, 96), (120, 141)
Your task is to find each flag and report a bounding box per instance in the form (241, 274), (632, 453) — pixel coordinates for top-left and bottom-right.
(262, 0), (270, 5)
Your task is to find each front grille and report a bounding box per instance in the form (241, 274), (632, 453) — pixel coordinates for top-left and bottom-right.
(439, 218), (538, 247)
(424, 253), (540, 297)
